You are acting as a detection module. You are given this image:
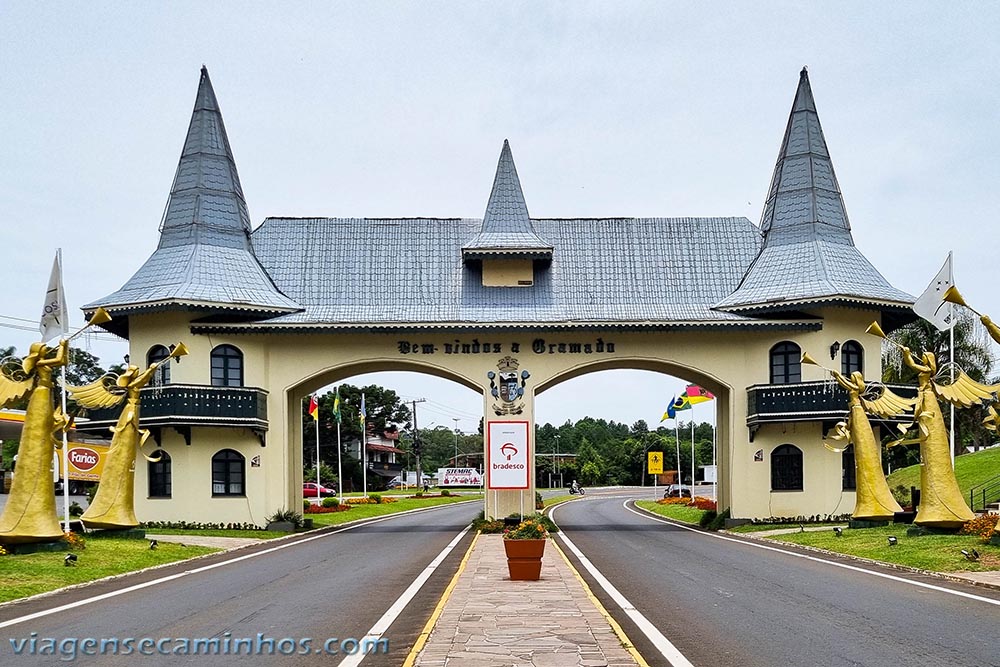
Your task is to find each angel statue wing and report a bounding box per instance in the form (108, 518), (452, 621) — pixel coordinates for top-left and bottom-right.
(0, 356), (33, 408)
(67, 374), (126, 409)
(932, 369), (1000, 409)
(860, 384), (917, 418)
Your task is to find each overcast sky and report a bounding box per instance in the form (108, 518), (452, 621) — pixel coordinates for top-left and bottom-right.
(2, 3), (998, 434)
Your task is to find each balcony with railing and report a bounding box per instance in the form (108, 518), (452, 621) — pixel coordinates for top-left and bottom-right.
(746, 381), (917, 439)
(75, 384), (268, 437)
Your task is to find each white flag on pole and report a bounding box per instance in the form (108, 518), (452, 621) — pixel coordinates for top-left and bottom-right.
(912, 252), (954, 331)
(39, 250), (69, 343)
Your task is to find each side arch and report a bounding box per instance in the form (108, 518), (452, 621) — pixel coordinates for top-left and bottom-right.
(534, 355), (735, 511)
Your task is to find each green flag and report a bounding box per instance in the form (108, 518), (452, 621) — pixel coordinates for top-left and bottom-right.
(333, 386), (342, 424)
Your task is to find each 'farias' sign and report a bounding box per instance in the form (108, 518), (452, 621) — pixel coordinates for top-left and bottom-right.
(56, 443), (109, 481)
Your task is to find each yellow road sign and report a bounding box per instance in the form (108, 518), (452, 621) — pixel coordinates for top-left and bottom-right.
(647, 451), (663, 475)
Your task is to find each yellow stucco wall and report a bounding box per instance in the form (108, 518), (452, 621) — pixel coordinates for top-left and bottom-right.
(481, 258), (534, 286)
(124, 305), (886, 525)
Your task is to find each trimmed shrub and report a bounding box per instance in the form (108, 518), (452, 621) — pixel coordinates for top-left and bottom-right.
(707, 508), (730, 531)
(321, 497), (339, 508)
(369, 493), (382, 504)
(441, 489), (450, 497)
(266, 509), (304, 529)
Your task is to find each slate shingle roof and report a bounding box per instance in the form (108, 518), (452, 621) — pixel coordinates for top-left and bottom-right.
(87, 67), (913, 336)
(239, 216), (779, 330)
(83, 67), (299, 324)
(714, 68), (913, 313)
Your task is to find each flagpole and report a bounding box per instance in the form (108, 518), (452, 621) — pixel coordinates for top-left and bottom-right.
(950, 300), (956, 466)
(674, 421), (681, 489)
(690, 413), (695, 494)
(60, 362), (70, 532)
(361, 392), (367, 498)
(314, 395), (321, 496)
(54, 248), (71, 532)
(337, 419), (343, 504)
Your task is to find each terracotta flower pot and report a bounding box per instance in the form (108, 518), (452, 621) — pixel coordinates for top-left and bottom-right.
(503, 538), (545, 580)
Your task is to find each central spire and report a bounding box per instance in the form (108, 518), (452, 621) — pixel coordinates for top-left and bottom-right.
(462, 140), (552, 262)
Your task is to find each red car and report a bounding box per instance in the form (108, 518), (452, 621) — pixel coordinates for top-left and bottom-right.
(303, 482), (336, 498)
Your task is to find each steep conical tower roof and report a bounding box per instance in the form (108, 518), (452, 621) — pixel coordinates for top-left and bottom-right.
(715, 68), (912, 314)
(462, 140), (552, 260)
(85, 67), (299, 333)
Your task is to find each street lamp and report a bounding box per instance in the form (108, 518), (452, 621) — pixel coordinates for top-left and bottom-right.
(452, 417), (460, 464)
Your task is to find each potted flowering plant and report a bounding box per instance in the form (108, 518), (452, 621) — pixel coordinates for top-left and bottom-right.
(502, 518), (548, 580)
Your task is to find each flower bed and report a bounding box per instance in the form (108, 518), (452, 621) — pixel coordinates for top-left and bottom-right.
(304, 504), (351, 514)
(960, 513), (999, 540)
(656, 496), (717, 511)
(345, 496), (397, 505)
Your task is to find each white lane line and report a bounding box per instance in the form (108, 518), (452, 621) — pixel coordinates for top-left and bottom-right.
(624, 501), (1000, 608)
(551, 504), (695, 667)
(337, 525), (471, 667)
(0, 503), (472, 630)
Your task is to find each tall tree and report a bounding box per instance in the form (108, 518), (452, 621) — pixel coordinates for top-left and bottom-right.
(882, 313), (995, 453)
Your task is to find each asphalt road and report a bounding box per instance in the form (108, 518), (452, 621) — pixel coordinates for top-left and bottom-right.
(552, 489), (1000, 667)
(0, 501), (481, 666)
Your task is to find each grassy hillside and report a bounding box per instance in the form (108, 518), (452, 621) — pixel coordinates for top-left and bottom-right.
(887, 446), (1000, 504)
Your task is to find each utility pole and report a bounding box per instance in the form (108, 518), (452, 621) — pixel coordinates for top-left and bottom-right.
(411, 399), (426, 488)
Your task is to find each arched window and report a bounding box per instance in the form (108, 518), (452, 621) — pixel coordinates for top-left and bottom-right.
(841, 340), (863, 376)
(211, 345), (243, 387)
(147, 345), (171, 385)
(148, 450), (171, 498)
(212, 449), (245, 496)
(770, 342), (801, 384)
(771, 444), (803, 491)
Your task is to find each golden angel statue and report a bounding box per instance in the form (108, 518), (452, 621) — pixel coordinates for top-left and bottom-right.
(868, 322), (992, 527)
(0, 339), (69, 544)
(70, 343), (187, 530)
(942, 287), (1000, 542)
(803, 353), (908, 521)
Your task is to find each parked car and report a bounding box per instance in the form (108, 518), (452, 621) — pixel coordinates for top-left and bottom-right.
(303, 482), (336, 497)
(663, 484), (692, 498)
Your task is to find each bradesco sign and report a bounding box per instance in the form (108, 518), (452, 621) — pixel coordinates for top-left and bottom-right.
(487, 421), (529, 489)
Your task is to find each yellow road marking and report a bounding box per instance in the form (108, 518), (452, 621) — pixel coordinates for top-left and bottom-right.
(552, 539), (651, 667)
(401, 531), (480, 667)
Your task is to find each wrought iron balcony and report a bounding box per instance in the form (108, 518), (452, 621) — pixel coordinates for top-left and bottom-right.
(75, 384), (268, 436)
(746, 381), (917, 437)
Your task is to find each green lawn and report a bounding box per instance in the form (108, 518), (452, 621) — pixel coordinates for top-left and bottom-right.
(307, 493), (481, 527)
(771, 524), (1000, 573)
(635, 500), (709, 525)
(887, 446), (1000, 504)
(543, 494), (577, 508)
(0, 539), (216, 603)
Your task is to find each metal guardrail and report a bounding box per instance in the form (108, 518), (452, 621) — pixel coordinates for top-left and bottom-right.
(970, 475), (1000, 513)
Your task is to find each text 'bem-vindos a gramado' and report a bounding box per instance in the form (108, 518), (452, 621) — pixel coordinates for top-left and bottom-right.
(396, 338), (616, 356)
